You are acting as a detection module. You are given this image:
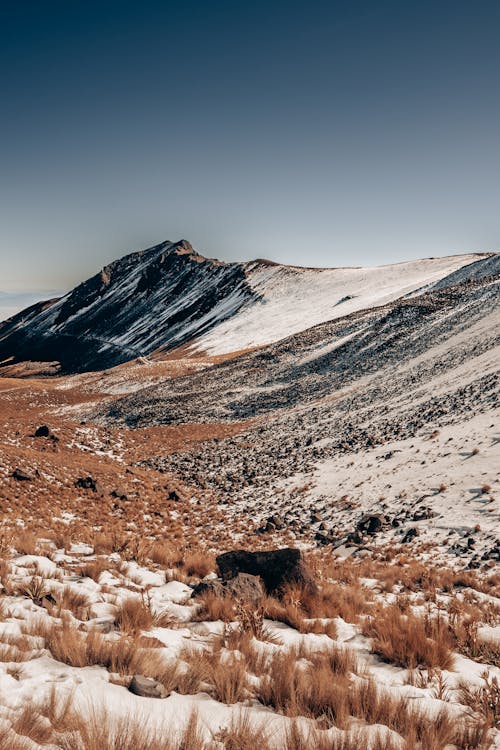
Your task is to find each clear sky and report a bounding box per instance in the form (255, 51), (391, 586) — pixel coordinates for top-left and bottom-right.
(1, 0), (499, 291)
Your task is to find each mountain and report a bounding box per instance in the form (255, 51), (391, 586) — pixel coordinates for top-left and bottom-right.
(98, 251), (499, 563)
(0, 238), (488, 373)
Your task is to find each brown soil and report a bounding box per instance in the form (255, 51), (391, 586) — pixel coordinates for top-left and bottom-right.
(0, 355), (258, 551)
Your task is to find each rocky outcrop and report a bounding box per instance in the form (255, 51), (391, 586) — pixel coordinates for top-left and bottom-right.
(216, 548), (316, 594)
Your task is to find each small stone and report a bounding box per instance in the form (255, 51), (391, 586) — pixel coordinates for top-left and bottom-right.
(129, 674), (169, 699)
(12, 468), (33, 482)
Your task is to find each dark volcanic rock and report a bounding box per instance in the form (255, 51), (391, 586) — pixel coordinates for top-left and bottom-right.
(216, 548), (315, 594)
(356, 514), (385, 535)
(402, 527), (419, 543)
(12, 468), (33, 482)
(75, 476), (98, 492)
(34, 425), (50, 438)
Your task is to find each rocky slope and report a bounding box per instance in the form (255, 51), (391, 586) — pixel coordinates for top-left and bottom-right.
(96, 254), (500, 566)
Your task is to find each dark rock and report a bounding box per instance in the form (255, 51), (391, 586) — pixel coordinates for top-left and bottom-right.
(34, 425), (51, 438)
(191, 579), (226, 598)
(75, 476), (98, 492)
(402, 527), (419, 543)
(12, 468), (33, 482)
(216, 548), (316, 595)
(129, 674), (168, 699)
(356, 514), (385, 535)
(346, 531), (364, 545)
(412, 507), (436, 521)
(225, 573), (265, 601)
(110, 488), (128, 501)
(267, 514), (284, 529)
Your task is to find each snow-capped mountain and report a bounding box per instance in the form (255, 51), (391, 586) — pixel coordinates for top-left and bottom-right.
(0, 238), (489, 372)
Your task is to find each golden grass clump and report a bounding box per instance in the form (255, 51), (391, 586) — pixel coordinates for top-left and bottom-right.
(113, 594), (171, 634)
(362, 605), (454, 670)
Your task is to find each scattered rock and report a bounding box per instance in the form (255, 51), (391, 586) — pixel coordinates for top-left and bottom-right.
(402, 527), (419, 543)
(412, 507), (436, 521)
(110, 488), (128, 501)
(34, 425), (51, 438)
(129, 674), (169, 699)
(33, 424), (59, 442)
(75, 476), (98, 492)
(356, 514), (385, 535)
(12, 468), (33, 482)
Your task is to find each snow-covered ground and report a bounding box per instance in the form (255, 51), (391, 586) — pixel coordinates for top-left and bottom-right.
(197, 254), (481, 354)
(0, 542), (498, 748)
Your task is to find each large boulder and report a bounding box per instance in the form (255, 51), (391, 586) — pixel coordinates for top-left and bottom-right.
(216, 548), (316, 595)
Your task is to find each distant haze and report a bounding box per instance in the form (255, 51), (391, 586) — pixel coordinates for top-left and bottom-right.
(1, 0), (499, 291)
(0, 292), (64, 323)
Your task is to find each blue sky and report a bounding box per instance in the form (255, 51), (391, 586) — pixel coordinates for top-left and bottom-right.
(1, 0), (499, 290)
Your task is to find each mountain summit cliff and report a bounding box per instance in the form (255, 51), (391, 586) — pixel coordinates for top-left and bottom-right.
(0, 240), (256, 372)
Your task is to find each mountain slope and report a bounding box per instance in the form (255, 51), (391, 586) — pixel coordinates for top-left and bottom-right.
(97, 254), (499, 565)
(195, 252), (485, 354)
(0, 239), (488, 373)
(0, 240), (257, 372)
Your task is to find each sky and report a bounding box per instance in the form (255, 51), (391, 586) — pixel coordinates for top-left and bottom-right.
(1, 0), (499, 292)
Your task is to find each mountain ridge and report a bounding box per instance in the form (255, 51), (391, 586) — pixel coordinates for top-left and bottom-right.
(0, 238), (493, 373)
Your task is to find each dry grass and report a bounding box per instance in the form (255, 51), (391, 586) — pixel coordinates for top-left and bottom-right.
(216, 710), (270, 749)
(149, 541), (184, 568)
(194, 591), (237, 622)
(113, 593), (172, 634)
(262, 580), (371, 632)
(256, 648), (353, 727)
(12, 530), (39, 556)
(460, 673), (500, 729)
(362, 605), (454, 669)
(450, 618), (500, 668)
(78, 556), (112, 582)
(54, 586), (91, 620)
(0, 633), (37, 662)
(284, 723), (403, 750)
(58, 707), (205, 750)
(183, 550), (216, 578)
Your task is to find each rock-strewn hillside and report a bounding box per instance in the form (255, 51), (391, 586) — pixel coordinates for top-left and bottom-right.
(98, 255), (499, 567)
